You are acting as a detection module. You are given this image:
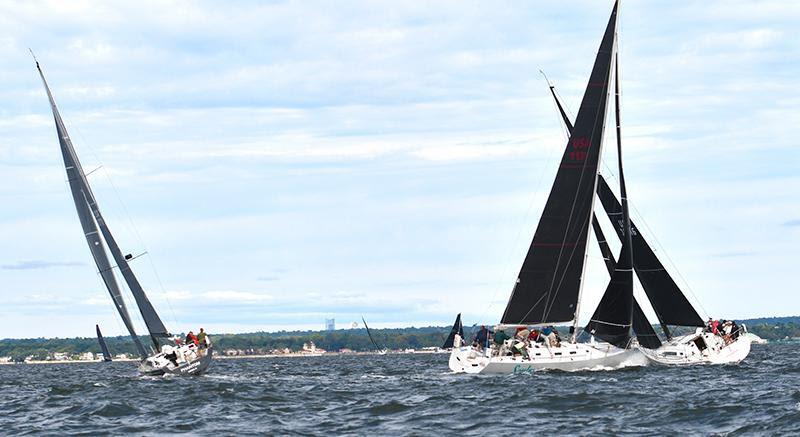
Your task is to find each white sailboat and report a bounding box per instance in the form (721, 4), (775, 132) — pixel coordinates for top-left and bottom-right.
(542, 28), (752, 368)
(34, 57), (213, 376)
(449, 1), (647, 374)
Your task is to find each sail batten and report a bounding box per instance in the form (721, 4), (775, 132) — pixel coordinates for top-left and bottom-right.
(501, 2), (618, 326)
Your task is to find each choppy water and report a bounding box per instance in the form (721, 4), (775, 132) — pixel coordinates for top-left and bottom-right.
(1, 343), (798, 435)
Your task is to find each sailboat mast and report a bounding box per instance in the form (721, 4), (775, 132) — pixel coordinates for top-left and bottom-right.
(613, 53), (634, 336)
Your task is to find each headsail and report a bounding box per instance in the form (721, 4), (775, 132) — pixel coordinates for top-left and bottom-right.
(442, 313), (464, 349)
(35, 60), (148, 360)
(596, 175), (705, 330)
(584, 54), (634, 348)
(361, 317), (384, 352)
(501, 2), (618, 326)
(96, 324), (113, 362)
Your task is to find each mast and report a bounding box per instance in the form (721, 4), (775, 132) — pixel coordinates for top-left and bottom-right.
(500, 1), (618, 328)
(35, 58), (148, 360)
(582, 52), (635, 348)
(614, 54), (634, 294)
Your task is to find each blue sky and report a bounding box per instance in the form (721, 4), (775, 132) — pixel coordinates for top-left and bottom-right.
(0, 1), (798, 338)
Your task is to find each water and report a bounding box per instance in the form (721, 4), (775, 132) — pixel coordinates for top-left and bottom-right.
(1, 343), (797, 435)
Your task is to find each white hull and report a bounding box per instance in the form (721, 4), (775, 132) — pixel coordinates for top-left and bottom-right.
(139, 344), (213, 376)
(639, 331), (751, 366)
(449, 341), (647, 374)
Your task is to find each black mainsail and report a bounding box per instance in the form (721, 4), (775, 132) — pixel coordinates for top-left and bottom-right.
(96, 324), (113, 362)
(35, 60), (149, 360)
(36, 59), (170, 355)
(442, 313), (464, 349)
(583, 54), (634, 348)
(501, 2), (618, 326)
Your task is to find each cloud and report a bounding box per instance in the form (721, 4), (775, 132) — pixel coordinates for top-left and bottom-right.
(782, 219), (800, 227)
(710, 252), (757, 258)
(1, 260), (84, 270)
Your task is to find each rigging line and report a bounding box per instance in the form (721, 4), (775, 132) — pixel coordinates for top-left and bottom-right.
(70, 125), (181, 331)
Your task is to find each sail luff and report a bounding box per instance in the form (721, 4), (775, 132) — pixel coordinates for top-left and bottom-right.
(500, 2), (618, 326)
(35, 61), (148, 360)
(96, 324), (113, 362)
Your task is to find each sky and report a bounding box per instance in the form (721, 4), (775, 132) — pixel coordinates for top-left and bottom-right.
(0, 1), (798, 339)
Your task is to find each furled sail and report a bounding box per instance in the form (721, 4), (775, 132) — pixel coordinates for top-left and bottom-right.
(362, 317), (384, 351)
(591, 218), (662, 349)
(596, 175), (704, 329)
(96, 324), (113, 362)
(442, 313), (464, 349)
(501, 2), (618, 325)
(35, 60), (148, 359)
(583, 54), (634, 348)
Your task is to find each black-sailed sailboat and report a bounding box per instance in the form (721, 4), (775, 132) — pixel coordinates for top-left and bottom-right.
(449, 1), (646, 374)
(35, 57), (213, 376)
(544, 54), (751, 365)
(96, 324), (113, 362)
(362, 317), (388, 354)
(442, 313), (464, 349)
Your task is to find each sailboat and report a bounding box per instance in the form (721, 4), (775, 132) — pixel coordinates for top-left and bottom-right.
(96, 324), (113, 362)
(545, 59), (751, 366)
(362, 317), (388, 354)
(442, 313), (464, 349)
(35, 58), (213, 376)
(449, 1), (647, 374)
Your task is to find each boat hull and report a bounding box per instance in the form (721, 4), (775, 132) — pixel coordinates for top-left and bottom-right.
(449, 342), (646, 374)
(639, 332), (751, 366)
(139, 345), (213, 376)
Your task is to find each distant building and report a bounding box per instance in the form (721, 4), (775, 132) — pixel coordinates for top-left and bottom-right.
(325, 318), (335, 331)
(52, 352), (69, 361)
(79, 352), (95, 361)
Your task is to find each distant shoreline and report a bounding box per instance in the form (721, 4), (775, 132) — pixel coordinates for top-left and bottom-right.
(0, 349), (445, 365)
